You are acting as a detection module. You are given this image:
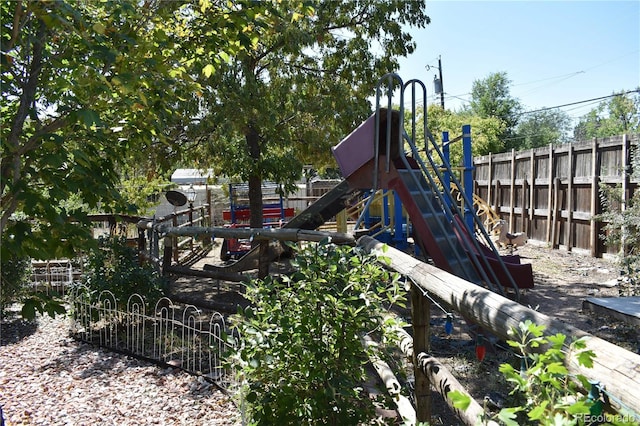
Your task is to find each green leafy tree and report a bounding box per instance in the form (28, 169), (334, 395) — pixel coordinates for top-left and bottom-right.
(420, 104), (505, 166)
(190, 1), (431, 229)
(514, 109), (572, 149)
(573, 90), (640, 140)
(469, 72), (523, 151)
(232, 240), (406, 425)
(1, 0), (262, 317)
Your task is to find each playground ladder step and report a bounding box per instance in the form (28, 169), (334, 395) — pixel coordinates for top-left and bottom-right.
(398, 169), (430, 192)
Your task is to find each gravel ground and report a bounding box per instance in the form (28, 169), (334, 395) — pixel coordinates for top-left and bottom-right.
(0, 312), (239, 426)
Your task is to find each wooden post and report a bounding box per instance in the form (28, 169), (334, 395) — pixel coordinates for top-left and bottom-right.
(590, 138), (599, 257)
(336, 209), (347, 233)
(206, 187), (213, 225)
(566, 142), (574, 251)
(493, 179), (500, 218)
(172, 214), (179, 262)
(137, 227), (146, 265)
(487, 152), (493, 213)
(162, 235), (173, 275)
(411, 286), (431, 422)
(509, 149), (516, 230)
(546, 144), (554, 243)
(621, 134), (629, 255)
(529, 149), (536, 235)
(522, 177), (528, 234)
(551, 177), (560, 249)
(258, 240), (270, 279)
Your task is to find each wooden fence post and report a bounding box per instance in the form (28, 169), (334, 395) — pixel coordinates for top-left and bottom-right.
(411, 286), (431, 422)
(590, 138), (599, 257)
(621, 134), (630, 255)
(552, 177), (560, 249)
(172, 214), (179, 262)
(546, 144), (554, 243)
(566, 142), (574, 251)
(529, 149), (535, 235)
(509, 148), (516, 229)
(162, 235), (173, 275)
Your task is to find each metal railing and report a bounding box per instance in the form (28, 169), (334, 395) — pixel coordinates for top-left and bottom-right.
(69, 286), (239, 390)
(30, 259), (83, 295)
(137, 203), (212, 271)
(371, 73), (519, 298)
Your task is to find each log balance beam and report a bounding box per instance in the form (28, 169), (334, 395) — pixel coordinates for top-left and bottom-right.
(357, 235), (640, 418)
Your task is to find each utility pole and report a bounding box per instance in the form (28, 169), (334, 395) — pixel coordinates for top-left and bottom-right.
(437, 56), (444, 108)
(428, 56), (445, 109)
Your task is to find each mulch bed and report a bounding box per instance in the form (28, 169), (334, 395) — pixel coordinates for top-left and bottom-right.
(0, 311), (239, 426)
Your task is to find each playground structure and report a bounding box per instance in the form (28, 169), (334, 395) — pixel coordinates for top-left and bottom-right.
(130, 73), (640, 423)
(219, 182), (294, 261)
(147, 76), (534, 293)
(331, 79), (533, 296)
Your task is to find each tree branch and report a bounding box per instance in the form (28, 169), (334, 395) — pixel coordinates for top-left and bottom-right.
(1, 16), (47, 233)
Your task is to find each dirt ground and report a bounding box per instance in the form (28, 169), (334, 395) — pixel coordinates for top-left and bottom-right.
(426, 242), (639, 425)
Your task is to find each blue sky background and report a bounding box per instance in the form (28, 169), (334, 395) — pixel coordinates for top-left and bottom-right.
(395, 1), (639, 126)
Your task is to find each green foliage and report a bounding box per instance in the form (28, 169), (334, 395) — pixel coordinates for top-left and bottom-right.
(495, 320), (604, 425)
(515, 109), (572, 149)
(190, 1), (430, 228)
(598, 182), (640, 296)
(468, 72), (523, 150)
(1, 0), (261, 259)
(0, 252), (33, 317)
(573, 90), (640, 140)
(419, 105), (505, 166)
(231, 240), (406, 425)
(81, 236), (165, 308)
(21, 291), (67, 321)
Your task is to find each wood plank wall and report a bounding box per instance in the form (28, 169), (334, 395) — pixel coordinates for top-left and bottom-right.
(473, 134), (639, 257)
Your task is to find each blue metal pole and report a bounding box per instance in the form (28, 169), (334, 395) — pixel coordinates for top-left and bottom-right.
(462, 124), (474, 232)
(393, 190), (407, 249)
(442, 131), (451, 191)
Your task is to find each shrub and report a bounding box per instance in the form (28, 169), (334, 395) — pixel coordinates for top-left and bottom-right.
(451, 321), (637, 425)
(231, 240), (406, 425)
(81, 236), (166, 308)
(0, 254), (32, 317)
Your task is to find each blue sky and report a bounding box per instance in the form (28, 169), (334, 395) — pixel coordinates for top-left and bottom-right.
(395, 1), (639, 126)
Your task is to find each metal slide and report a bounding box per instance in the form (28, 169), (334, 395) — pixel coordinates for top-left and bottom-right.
(332, 75), (532, 297)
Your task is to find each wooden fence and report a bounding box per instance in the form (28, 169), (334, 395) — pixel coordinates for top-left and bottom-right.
(473, 134), (639, 257)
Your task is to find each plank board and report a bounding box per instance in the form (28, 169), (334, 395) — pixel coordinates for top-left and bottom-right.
(583, 297), (640, 326)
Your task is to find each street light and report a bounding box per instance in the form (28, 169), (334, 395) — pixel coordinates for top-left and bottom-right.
(185, 184), (197, 250)
(185, 184), (197, 208)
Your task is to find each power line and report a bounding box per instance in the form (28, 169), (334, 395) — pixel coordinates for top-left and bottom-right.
(518, 89), (640, 116)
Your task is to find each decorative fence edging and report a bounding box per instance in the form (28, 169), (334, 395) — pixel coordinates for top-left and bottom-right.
(68, 286), (240, 391)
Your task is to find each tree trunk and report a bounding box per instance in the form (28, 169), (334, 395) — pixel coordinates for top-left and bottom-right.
(245, 126), (264, 232)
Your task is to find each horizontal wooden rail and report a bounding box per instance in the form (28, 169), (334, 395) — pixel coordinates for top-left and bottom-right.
(358, 235), (640, 416)
(159, 226), (356, 244)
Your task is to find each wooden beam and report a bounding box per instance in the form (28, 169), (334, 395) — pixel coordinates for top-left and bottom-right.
(361, 334), (416, 425)
(393, 327), (498, 426)
(358, 235), (640, 415)
(590, 138), (599, 257)
(411, 286), (431, 422)
(164, 264), (250, 283)
(546, 144), (554, 243)
(160, 226), (356, 244)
